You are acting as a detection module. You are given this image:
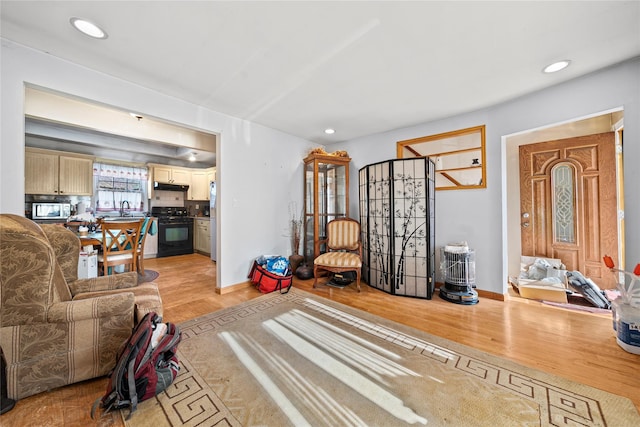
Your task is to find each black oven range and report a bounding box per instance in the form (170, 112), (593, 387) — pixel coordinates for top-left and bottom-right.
(151, 207), (194, 257)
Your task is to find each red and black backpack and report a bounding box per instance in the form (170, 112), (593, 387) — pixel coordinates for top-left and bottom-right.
(92, 312), (181, 420)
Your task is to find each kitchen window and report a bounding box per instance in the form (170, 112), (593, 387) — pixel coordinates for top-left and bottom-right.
(93, 162), (148, 214)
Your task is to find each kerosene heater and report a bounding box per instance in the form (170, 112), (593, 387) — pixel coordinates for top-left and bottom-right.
(439, 243), (479, 305)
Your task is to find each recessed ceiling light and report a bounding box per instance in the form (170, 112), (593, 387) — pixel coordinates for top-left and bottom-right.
(70, 17), (108, 39)
(324, 128), (335, 135)
(543, 60), (571, 73)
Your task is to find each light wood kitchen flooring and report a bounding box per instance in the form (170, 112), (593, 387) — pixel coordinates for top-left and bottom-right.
(2, 253), (639, 426)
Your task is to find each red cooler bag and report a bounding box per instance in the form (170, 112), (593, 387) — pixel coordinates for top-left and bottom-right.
(249, 260), (293, 294)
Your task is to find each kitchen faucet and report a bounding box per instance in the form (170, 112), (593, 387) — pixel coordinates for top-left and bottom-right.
(120, 200), (130, 216)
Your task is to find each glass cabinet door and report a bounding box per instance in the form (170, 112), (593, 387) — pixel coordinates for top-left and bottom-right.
(303, 153), (350, 261)
(304, 164), (315, 259)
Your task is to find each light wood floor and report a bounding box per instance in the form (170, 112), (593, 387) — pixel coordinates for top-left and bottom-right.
(2, 253), (638, 426)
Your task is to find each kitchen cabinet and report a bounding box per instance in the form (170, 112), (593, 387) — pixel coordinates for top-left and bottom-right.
(151, 164), (192, 198)
(151, 164), (216, 200)
(153, 166), (171, 183)
(303, 153), (350, 261)
(194, 218), (210, 254)
(25, 148), (93, 195)
(190, 170), (209, 200)
(153, 165), (191, 185)
(190, 167), (216, 201)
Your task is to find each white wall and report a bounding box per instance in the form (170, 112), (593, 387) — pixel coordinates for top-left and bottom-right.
(3, 39), (637, 294)
(336, 58), (640, 295)
(1, 39), (314, 289)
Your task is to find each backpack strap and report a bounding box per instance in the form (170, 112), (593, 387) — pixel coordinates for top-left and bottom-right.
(112, 314), (154, 418)
(126, 356), (138, 419)
(90, 397), (101, 419)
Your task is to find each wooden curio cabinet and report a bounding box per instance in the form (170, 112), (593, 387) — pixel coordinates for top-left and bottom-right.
(303, 153), (350, 261)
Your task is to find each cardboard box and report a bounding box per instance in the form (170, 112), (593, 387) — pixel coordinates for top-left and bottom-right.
(515, 256), (568, 302)
(518, 280), (568, 303)
(78, 252), (98, 279)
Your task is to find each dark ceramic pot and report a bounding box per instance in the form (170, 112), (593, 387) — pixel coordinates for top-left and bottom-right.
(295, 264), (314, 280)
(288, 254), (304, 273)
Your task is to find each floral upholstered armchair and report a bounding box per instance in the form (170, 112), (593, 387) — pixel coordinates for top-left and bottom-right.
(40, 223), (162, 320)
(0, 214), (161, 401)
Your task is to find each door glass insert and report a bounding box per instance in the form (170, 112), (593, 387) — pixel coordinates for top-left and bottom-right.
(552, 163), (576, 243)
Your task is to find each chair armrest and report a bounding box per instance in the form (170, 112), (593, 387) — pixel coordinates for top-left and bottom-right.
(68, 271), (138, 295)
(47, 292), (135, 323)
(72, 283), (163, 322)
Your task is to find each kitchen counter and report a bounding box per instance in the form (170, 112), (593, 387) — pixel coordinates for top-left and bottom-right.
(32, 218), (68, 225)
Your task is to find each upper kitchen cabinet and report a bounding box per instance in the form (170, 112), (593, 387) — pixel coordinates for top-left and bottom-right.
(190, 167), (216, 201)
(152, 165), (191, 185)
(25, 148), (93, 195)
(150, 164), (215, 200)
(190, 170), (209, 200)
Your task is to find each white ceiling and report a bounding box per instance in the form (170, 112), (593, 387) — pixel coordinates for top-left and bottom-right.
(2, 1), (639, 144)
(23, 87), (218, 167)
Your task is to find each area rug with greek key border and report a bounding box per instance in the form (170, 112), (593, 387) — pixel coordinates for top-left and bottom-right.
(124, 288), (639, 426)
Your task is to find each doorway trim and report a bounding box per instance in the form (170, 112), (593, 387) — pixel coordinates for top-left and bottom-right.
(501, 107), (624, 292)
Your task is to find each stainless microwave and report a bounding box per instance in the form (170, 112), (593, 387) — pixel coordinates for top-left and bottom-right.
(32, 203), (71, 220)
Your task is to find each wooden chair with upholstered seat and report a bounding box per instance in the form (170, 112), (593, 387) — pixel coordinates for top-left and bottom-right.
(136, 217), (155, 275)
(313, 217), (363, 292)
(98, 219), (143, 276)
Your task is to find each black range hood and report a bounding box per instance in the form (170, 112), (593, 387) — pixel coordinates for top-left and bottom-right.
(154, 182), (189, 192)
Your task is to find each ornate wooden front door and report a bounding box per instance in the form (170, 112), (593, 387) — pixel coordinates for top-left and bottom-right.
(519, 132), (618, 289)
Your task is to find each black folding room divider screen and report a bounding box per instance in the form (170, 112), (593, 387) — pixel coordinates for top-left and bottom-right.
(359, 158), (435, 299)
